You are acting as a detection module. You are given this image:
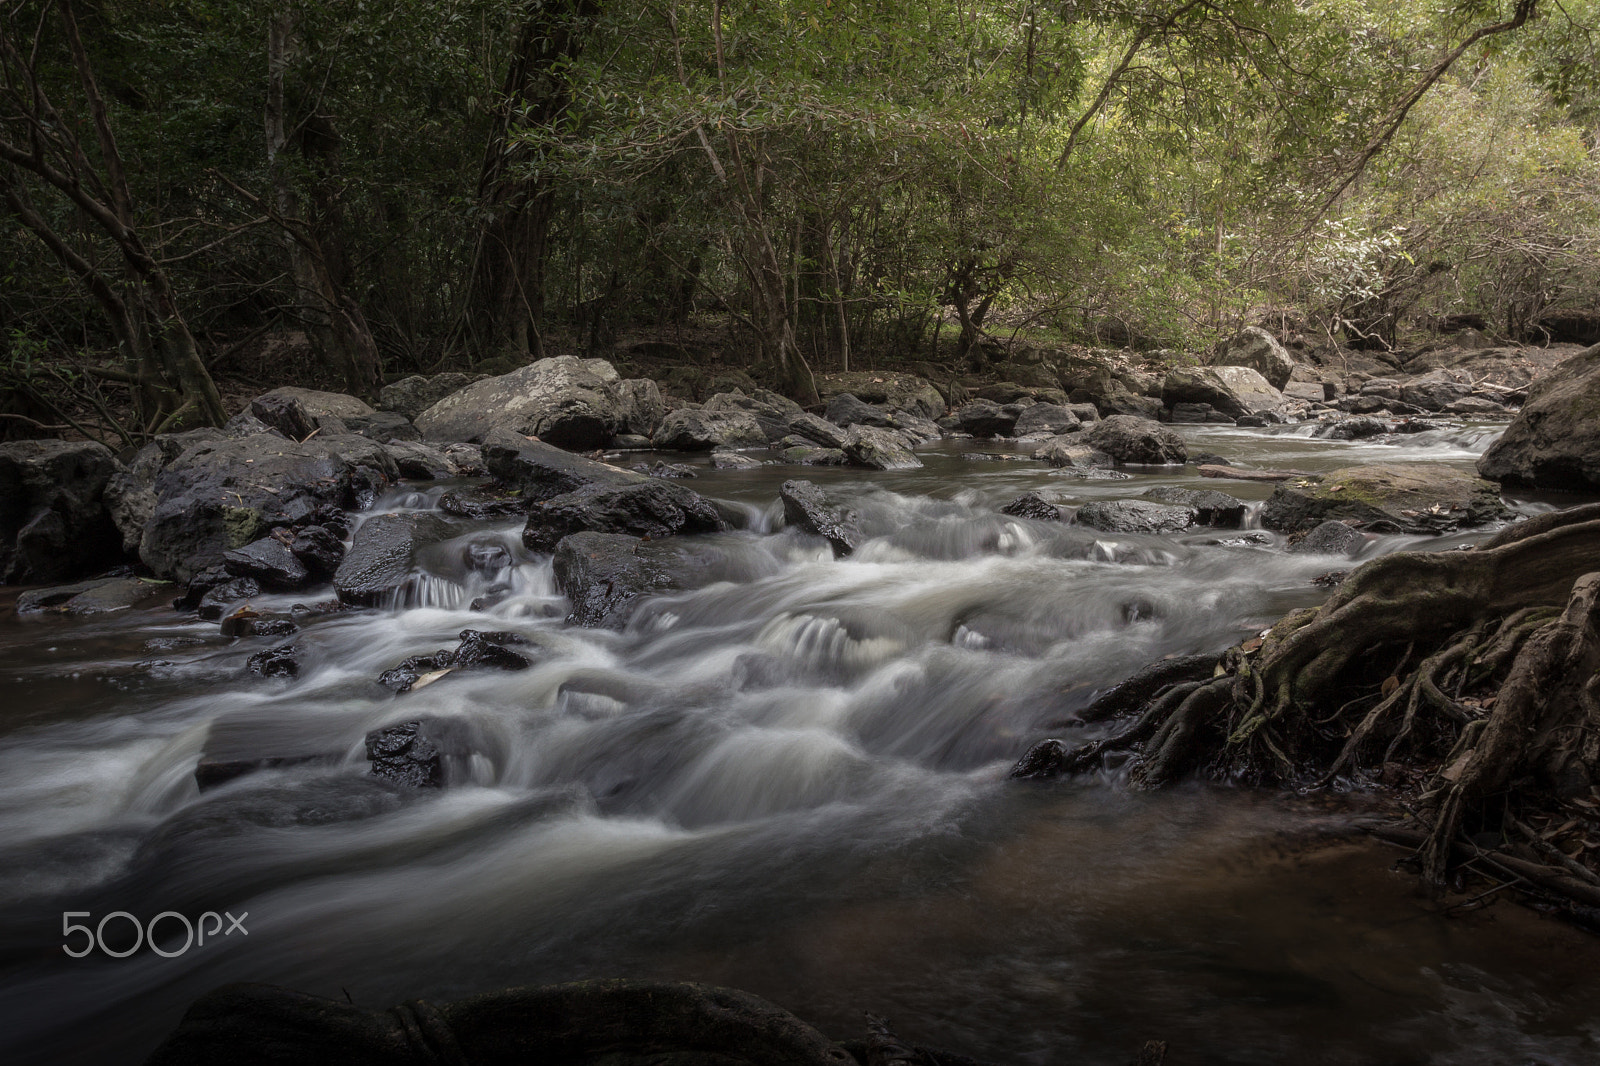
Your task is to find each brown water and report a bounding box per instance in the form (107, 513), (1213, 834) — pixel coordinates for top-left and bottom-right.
(2, 420), (1598, 1065)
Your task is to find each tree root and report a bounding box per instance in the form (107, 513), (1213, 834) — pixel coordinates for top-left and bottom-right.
(1011, 505), (1600, 912)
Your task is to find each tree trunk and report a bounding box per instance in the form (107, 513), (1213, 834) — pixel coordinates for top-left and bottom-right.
(464, 0), (598, 362)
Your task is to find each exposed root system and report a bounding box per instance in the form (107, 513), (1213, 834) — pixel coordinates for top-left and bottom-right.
(1013, 503), (1600, 923)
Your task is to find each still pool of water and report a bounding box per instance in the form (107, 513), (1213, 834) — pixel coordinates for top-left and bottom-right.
(2, 420), (1597, 1064)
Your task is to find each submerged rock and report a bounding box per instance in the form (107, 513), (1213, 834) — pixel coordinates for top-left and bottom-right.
(1261, 463), (1510, 535)
(1289, 519), (1366, 556)
(364, 719), (446, 788)
(780, 480), (863, 556)
(246, 642), (300, 678)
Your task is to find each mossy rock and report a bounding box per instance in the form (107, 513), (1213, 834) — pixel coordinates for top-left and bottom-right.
(1261, 463), (1510, 535)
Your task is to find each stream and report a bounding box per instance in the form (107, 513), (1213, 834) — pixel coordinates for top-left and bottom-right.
(2, 421), (1599, 1064)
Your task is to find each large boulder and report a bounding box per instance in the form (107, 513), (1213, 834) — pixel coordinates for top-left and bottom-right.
(551, 531), (689, 628)
(785, 412), (849, 449)
(521, 480), (726, 553)
(1142, 486), (1247, 528)
(955, 400), (1025, 438)
(414, 356), (649, 449)
(334, 512), (458, 606)
(824, 393), (896, 429)
(653, 406), (768, 451)
(1080, 415), (1187, 465)
(377, 372), (479, 421)
(1261, 463), (1510, 535)
(704, 389), (802, 442)
(1477, 343), (1600, 492)
(842, 425), (922, 470)
(1011, 403), (1079, 437)
(1398, 369), (1474, 412)
(814, 371), (945, 419)
(104, 430), (224, 556)
(253, 386), (375, 421)
(0, 440), (122, 584)
(481, 426), (644, 501)
(615, 377), (667, 438)
(1162, 365), (1284, 418)
(779, 480), (862, 557)
(140, 434), (396, 584)
(1215, 326), (1296, 389)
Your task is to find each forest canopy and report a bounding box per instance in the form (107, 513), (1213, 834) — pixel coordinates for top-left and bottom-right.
(1, 0), (1596, 434)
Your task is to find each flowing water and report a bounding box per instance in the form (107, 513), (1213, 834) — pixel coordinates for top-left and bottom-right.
(2, 422), (1599, 1064)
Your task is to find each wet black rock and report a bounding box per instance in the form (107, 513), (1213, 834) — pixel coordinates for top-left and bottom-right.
(522, 480), (726, 554)
(1289, 518), (1365, 556)
(453, 628), (531, 670)
(343, 410), (421, 443)
(462, 536), (514, 574)
(333, 512), (459, 606)
(1317, 416), (1387, 440)
(377, 651), (453, 693)
(780, 480), (863, 557)
(289, 525), (344, 576)
(246, 642), (300, 678)
(222, 535), (310, 591)
(955, 399), (1025, 437)
(139, 433), (397, 583)
(1141, 486), (1248, 528)
(481, 426), (645, 501)
(824, 392), (896, 429)
(220, 609), (299, 638)
(551, 531), (686, 629)
(0, 439), (123, 584)
(196, 577), (262, 620)
(365, 720), (445, 787)
(1000, 492), (1063, 522)
(1072, 499), (1197, 534)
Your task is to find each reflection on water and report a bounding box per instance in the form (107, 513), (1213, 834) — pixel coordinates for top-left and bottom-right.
(2, 422), (1598, 1065)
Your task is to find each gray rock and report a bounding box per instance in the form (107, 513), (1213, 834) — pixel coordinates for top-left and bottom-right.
(999, 492), (1062, 522)
(780, 480), (862, 556)
(1080, 415), (1188, 465)
(481, 426), (644, 501)
(0, 439), (123, 584)
(815, 371), (946, 419)
(1031, 436), (1113, 469)
(382, 440), (467, 480)
(1215, 326), (1296, 389)
(139, 434), (397, 583)
(1162, 365), (1284, 418)
(1477, 343), (1600, 491)
(653, 406), (768, 450)
(16, 576), (163, 615)
(414, 356), (643, 449)
(1289, 519), (1365, 556)
(197, 577), (262, 621)
(824, 393), (896, 429)
(704, 389), (802, 441)
(955, 399), (1024, 437)
(256, 387), (375, 420)
(378, 372), (479, 421)
(343, 411), (422, 443)
(521, 480), (727, 554)
(777, 446), (848, 466)
(1399, 369), (1474, 412)
(223, 535), (311, 591)
(1142, 486), (1248, 528)
(1316, 417), (1387, 440)
(842, 425), (922, 470)
(786, 412), (849, 449)
(1011, 403), (1079, 437)
(1262, 463), (1511, 535)
(334, 512), (458, 606)
(615, 377), (667, 438)
(551, 531), (687, 628)
(1444, 396), (1509, 416)
(248, 392), (318, 441)
(1072, 500), (1198, 534)
(710, 450), (765, 470)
